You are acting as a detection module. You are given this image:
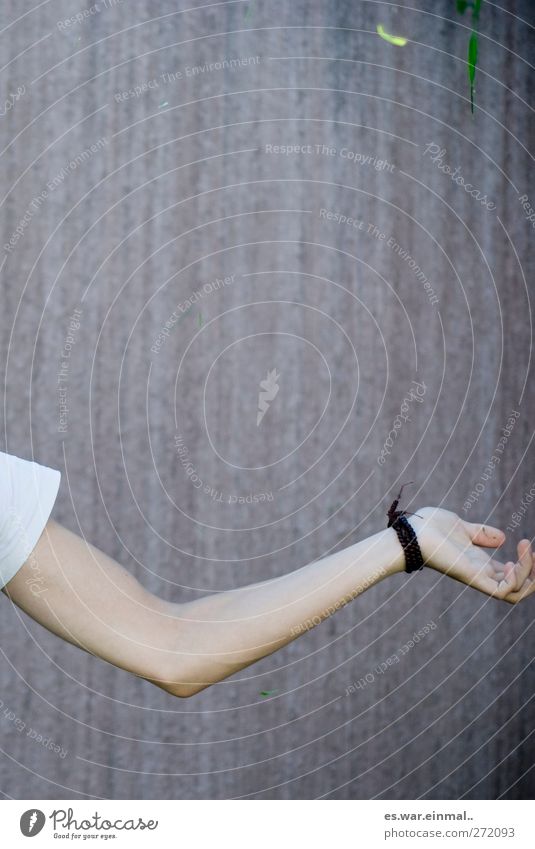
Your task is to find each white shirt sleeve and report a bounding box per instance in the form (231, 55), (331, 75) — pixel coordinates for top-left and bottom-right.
(0, 450), (61, 589)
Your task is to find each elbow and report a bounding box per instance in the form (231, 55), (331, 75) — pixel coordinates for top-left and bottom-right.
(148, 677), (210, 699)
(146, 659), (215, 699)
(168, 681), (211, 699)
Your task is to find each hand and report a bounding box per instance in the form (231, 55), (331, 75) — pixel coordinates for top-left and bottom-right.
(409, 507), (535, 604)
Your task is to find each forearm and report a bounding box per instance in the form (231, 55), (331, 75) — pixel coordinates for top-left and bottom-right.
(164, 527), (405, 693)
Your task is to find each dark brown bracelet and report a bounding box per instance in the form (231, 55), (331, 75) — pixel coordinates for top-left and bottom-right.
(387, 483), (425, 573)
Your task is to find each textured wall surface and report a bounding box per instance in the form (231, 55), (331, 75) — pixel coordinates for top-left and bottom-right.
(0, 0), (533, 800)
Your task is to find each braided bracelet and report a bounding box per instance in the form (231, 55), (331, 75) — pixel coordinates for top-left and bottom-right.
(387, 483), (425, 573)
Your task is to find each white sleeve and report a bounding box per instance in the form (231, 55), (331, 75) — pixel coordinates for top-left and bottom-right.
(0, 451), (61, 589)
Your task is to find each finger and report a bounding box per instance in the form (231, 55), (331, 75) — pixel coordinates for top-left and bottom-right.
(477, 555), (515, 599)
(463, 521), (505, 548)
(520, 549), (535, 581)
(515, 538), (533, 585)
(494, 567), (518, 599)
(505, 576), (535, 604)
(503, 540), (534, 592)
(502, 541), (535, 601)
(502, 539), (533, 592)
(502, 561), (516, 582)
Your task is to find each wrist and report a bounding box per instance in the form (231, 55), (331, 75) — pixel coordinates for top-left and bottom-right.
(349, 527), (406, 584)
(380, 527), (407, 576)
(406, 511), (435, 569)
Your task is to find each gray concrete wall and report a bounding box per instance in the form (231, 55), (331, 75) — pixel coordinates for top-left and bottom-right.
(0, 0), (533, 799)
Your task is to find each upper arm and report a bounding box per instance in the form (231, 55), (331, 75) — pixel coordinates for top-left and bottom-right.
(0, 450), (61, 592)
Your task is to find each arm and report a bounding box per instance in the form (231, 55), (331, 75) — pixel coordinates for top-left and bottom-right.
(1, 520), (404, 697)
(2, 511), (534, 698)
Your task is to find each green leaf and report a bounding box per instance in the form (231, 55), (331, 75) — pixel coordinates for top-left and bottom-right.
(468, 32), (478, 83)
(468, 32), (478, 113)
(456, 1), (483, 113)
(376, 23), (408, 46)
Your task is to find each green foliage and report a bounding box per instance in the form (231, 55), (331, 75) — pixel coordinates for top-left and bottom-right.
(468, 33), (478, 82)
(455, 0), (483, 113)
(457, 0), (482, 15)
(468, 32), (478, 111)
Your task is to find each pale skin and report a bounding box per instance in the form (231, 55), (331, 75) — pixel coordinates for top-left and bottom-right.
(1, 507), (534, 698)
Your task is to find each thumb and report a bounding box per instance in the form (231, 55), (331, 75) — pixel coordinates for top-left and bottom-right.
(463, 520), (505, 548)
